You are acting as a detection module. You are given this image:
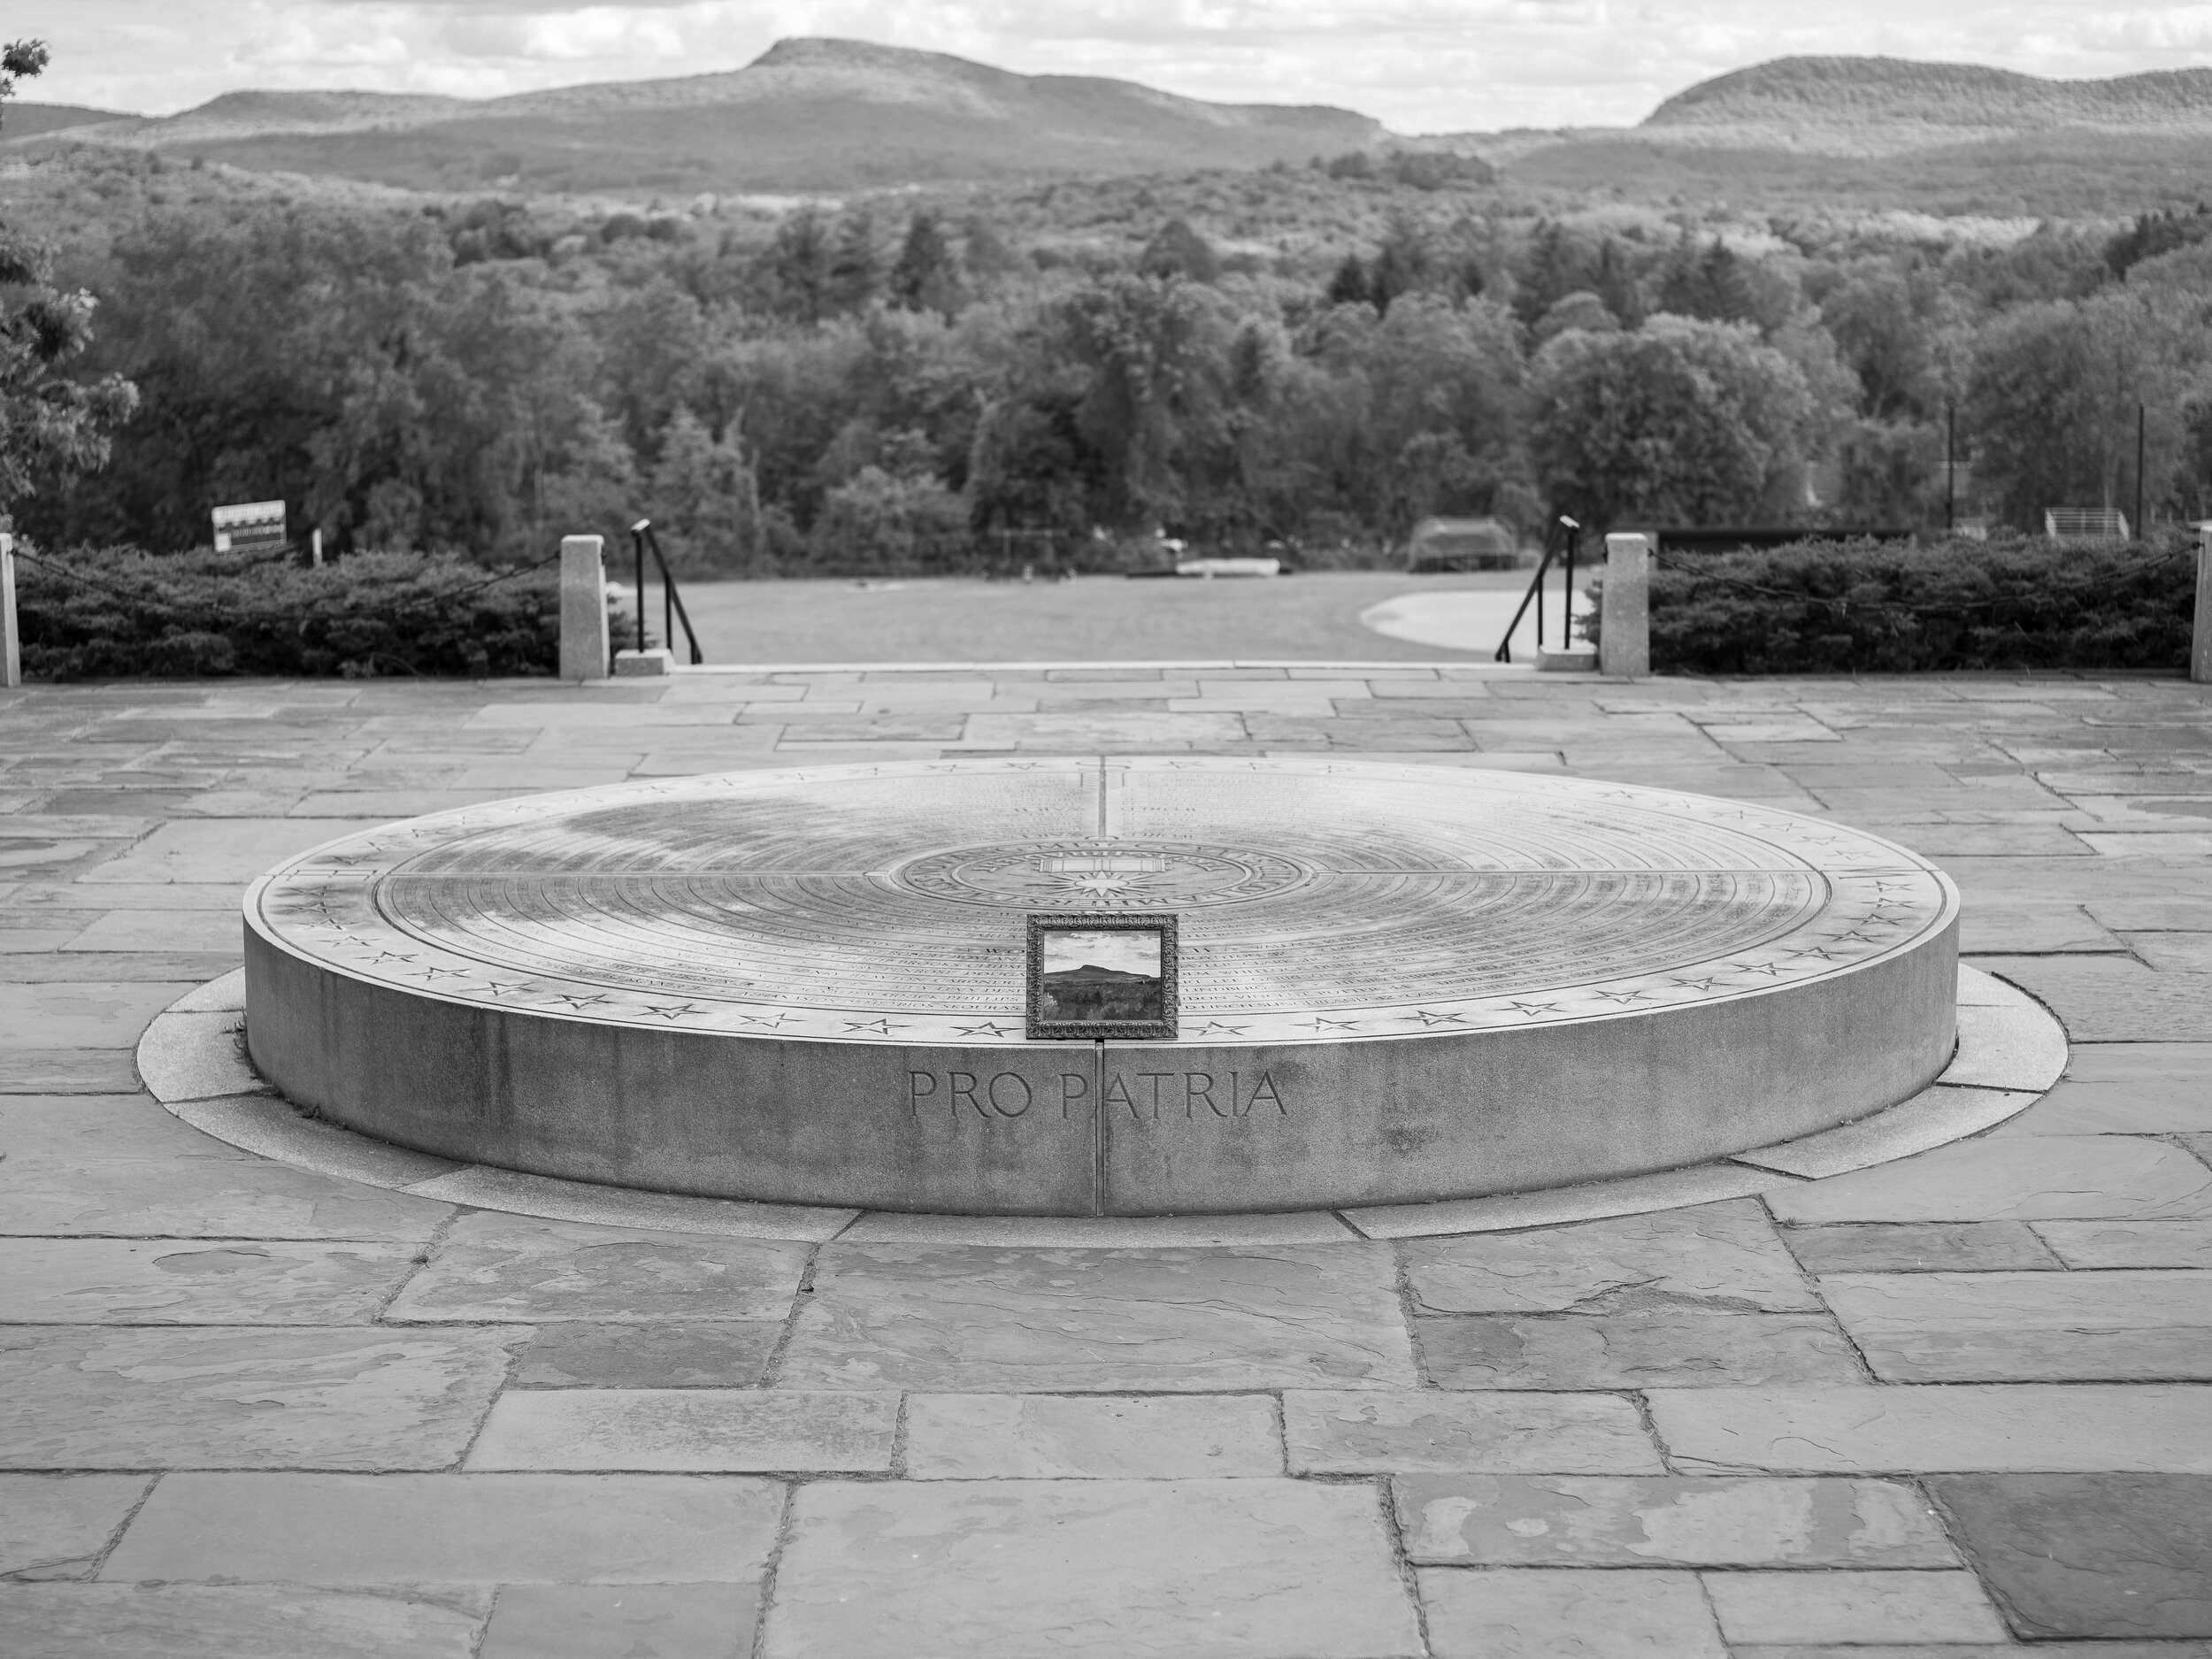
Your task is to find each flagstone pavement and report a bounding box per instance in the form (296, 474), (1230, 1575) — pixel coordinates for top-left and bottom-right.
(3, 662), (2211, 1658)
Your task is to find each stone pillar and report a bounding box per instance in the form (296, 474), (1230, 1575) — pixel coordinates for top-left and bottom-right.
(558, 534), (608, 684)
(2194, 524), (2212, 686)
(1600, 532), (1650, 680)
(1, 534), (19, 689)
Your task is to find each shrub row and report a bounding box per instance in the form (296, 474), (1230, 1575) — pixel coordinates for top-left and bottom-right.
(13, 545), (568, 679)
(1587, 534), (2199, 675)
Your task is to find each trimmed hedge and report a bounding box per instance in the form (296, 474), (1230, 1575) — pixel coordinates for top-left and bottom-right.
(13, 545), (568, 679)
(1587, 534), (2198, 675)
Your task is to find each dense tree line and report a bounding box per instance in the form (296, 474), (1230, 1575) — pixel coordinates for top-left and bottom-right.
(12, 177), (2212, 572)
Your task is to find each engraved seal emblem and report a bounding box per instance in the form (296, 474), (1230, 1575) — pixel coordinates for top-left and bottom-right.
(893, 840), (1310, 909)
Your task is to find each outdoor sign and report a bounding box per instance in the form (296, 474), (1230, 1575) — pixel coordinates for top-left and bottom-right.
(211, 500), (287, 553)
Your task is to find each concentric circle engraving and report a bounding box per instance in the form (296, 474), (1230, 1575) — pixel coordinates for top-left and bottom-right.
(248, 757), (1955, 1047)
(895, 841), (1311, 908)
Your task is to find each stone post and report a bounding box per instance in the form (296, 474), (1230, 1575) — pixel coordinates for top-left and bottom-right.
(558, 534), (608, 684)
(2194, 523), (2212, 686)
(1, 534), (19, 689)
(1600, 531), (1650, 680)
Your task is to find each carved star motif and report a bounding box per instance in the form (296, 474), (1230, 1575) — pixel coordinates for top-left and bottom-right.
(1786, 947), (1839, 961)
(1594, 987), (1655, 1003)
(1302, 1016), (1359, 1032)
(548, 993), (611, 1010)
(643, 1002), (707, 1020)
(1729, 962), (1784, 977)
(407, 966), (467, 981)
(1504, 1001), (1561, 1017)
(1405, 1009), (1473, 1026)
(955, 1022), (1018, 1036)
(844, 1018), (907, 1034)
(370, 951), (418, 965)
(733, 1011), (791, 1028)
(1669, 975), (1724, 991)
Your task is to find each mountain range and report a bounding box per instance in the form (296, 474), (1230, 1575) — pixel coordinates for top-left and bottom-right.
(10, 41), (2212, 201)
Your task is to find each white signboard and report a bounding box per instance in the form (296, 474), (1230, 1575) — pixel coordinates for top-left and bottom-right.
(212, 500), (287, 553)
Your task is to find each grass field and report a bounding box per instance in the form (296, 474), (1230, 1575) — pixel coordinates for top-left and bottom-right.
(656, 570), (1590, 665)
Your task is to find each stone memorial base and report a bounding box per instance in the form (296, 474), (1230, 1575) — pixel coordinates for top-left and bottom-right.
(242, 759), (1959, 1217)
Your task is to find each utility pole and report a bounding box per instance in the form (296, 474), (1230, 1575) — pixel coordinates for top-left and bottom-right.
(2135, 403), (2147, 542)
(1945, 403), (1956, 534)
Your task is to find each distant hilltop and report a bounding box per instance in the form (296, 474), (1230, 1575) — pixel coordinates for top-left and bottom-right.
(1641, 55), (2212, 154)
(6, 37), (1386, 195)
(14, 43), (2212, 196)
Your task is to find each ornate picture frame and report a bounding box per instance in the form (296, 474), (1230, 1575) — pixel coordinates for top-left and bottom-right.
(1025, 912), (1179, 1041)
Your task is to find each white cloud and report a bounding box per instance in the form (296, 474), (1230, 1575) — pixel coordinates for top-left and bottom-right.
(19, 0), (2212, 128)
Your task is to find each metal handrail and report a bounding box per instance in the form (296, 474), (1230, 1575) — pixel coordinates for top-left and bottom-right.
(627, 519), (704, 667)
(1494, 516), (1580, 663)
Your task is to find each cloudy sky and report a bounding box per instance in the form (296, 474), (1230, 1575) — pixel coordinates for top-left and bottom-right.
(23, 1), (2212, 131)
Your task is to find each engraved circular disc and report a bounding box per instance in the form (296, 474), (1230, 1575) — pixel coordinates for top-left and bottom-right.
(249, 758), (1957, 1047)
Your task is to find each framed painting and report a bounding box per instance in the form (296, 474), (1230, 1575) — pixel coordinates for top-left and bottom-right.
(1025, 912), (1178, 1041)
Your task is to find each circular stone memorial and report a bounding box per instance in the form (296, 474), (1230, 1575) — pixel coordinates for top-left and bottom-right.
(243, 758), (1959, 1216)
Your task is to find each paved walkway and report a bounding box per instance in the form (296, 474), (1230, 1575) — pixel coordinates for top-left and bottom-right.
(3, 664), (2210, 1658)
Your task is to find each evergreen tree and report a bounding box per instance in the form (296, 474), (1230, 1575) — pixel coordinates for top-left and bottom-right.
(826, 211), (879, 314)
(888, 212), (963, 316)
(1138, 219), (1219, 284)
(1656, 237), (1755, 326)
(762, 209), (833, 324)
(1370, 213), (1432, 316)
(1324, 253), (1371, 309)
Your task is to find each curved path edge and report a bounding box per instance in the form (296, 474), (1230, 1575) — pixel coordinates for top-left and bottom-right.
(134, 963), (2065, 1246)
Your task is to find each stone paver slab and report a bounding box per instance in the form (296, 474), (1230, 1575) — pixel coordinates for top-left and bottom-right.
(779, 1244), (1416, 1391)
(513, 1321), (780, 1387)
(0, 1048), (139, 1093)
(1781, 1221), (2060, 1272)
(1929, 1473), (2212, 1639)
(384, 1212), (807, 1323)
(0, 1151), (457, 1239)
(0, 981), (192, 1049)
(1417, 1310), (1861, 1388)
(81, 818), (347, 884)
(2034, 1218), (2212, 1267)
(1970, 957), (2212, 1041)
(1395, 1474), (1953, 1566)
(480, 1583), (759, 1659)
(2000, 1043), (2212, 1133)
(1283, 1389), (1663, 1474)
(1417, 1566), (1724, 1658)
(1702, 1571), (2008, 1643)
(903, 1394), (1280, 1478)
(0, 1584), (487, 1659)
(103, 1472), (784, 1584)
(0, 1239), (417, 1324)
(1402, 1199), (1816, 1314)
(0, 1325), (525, 1469)
(764, 1479), (1423, 1658)
(1648, 1385), (2212, 1473)
(465, 1390), (898, 1471)
(0, 1473), (152, 1577)
(1822, 1270), (2212, 1380)
(1766, 1135), (2212, 1223)
(0, 1093), (250, 1159)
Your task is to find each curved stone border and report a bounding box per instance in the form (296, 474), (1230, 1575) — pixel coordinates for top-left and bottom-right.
(138, 963), (2064, 1246)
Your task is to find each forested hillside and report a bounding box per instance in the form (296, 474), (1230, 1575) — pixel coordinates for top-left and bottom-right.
(11, 134), (2212, 575)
